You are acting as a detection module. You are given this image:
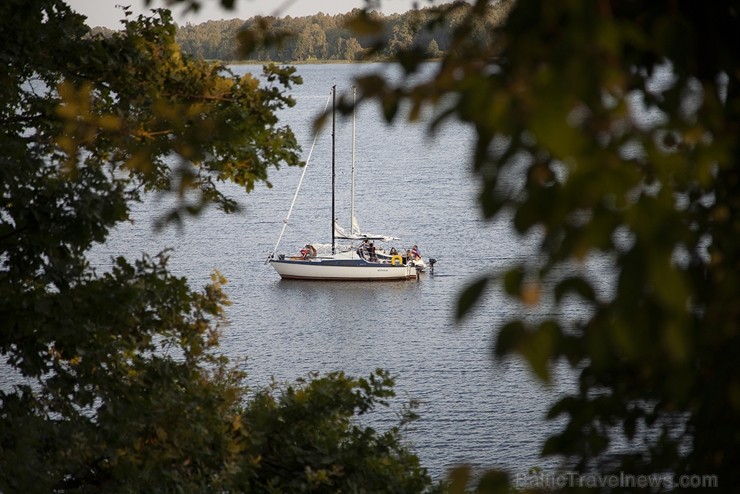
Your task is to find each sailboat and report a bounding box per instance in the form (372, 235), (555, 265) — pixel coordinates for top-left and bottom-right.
(266, 86), (426, 281)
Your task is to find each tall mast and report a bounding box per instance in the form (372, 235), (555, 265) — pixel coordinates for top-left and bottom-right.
(350, 86), (356, 234)
(331, 85), (336, 254)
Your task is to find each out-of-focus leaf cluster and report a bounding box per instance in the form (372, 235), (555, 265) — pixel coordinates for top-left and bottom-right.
(337, 0), (740, 491)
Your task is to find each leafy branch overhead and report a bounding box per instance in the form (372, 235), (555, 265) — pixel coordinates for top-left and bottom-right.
(56, 8), (302, 223)
(339, 0), (740, 491)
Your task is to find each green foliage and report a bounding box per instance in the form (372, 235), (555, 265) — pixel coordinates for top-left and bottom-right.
(170, 3), (507, 63)
(345, 0), (740, 491)
(0, 1), (430, 492)
(235, 370), (431, 493)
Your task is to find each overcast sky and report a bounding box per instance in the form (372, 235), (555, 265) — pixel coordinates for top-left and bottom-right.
(65, 0), (423, 29)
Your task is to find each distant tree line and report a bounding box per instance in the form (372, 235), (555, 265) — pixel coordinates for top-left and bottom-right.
(171, 1), (510, 62)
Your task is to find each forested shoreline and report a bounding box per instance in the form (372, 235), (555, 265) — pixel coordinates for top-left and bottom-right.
(91, 1), (511, 62)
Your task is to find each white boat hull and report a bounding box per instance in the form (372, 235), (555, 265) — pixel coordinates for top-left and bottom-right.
(269, 258), (416, 281)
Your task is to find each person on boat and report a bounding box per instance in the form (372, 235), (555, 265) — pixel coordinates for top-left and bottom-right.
(389, 247), (398, 256)
(358, 238), (370, 259)
(300, 244), (316, 259)
(411, 245), (421, 260)
(368, 242), (377, 262)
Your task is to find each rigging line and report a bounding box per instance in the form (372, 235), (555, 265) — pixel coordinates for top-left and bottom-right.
(350, 85), (357, 235)
(265, 89), (333, 264)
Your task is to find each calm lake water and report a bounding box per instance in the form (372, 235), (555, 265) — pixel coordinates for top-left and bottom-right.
(95, 63), (584, 480)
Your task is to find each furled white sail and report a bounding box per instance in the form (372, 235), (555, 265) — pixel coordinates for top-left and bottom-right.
(351, 215), (361, 237)
(333, 219), (395, 242)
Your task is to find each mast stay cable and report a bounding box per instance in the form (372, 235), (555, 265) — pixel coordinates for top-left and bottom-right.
(265, 89), (333, 264)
